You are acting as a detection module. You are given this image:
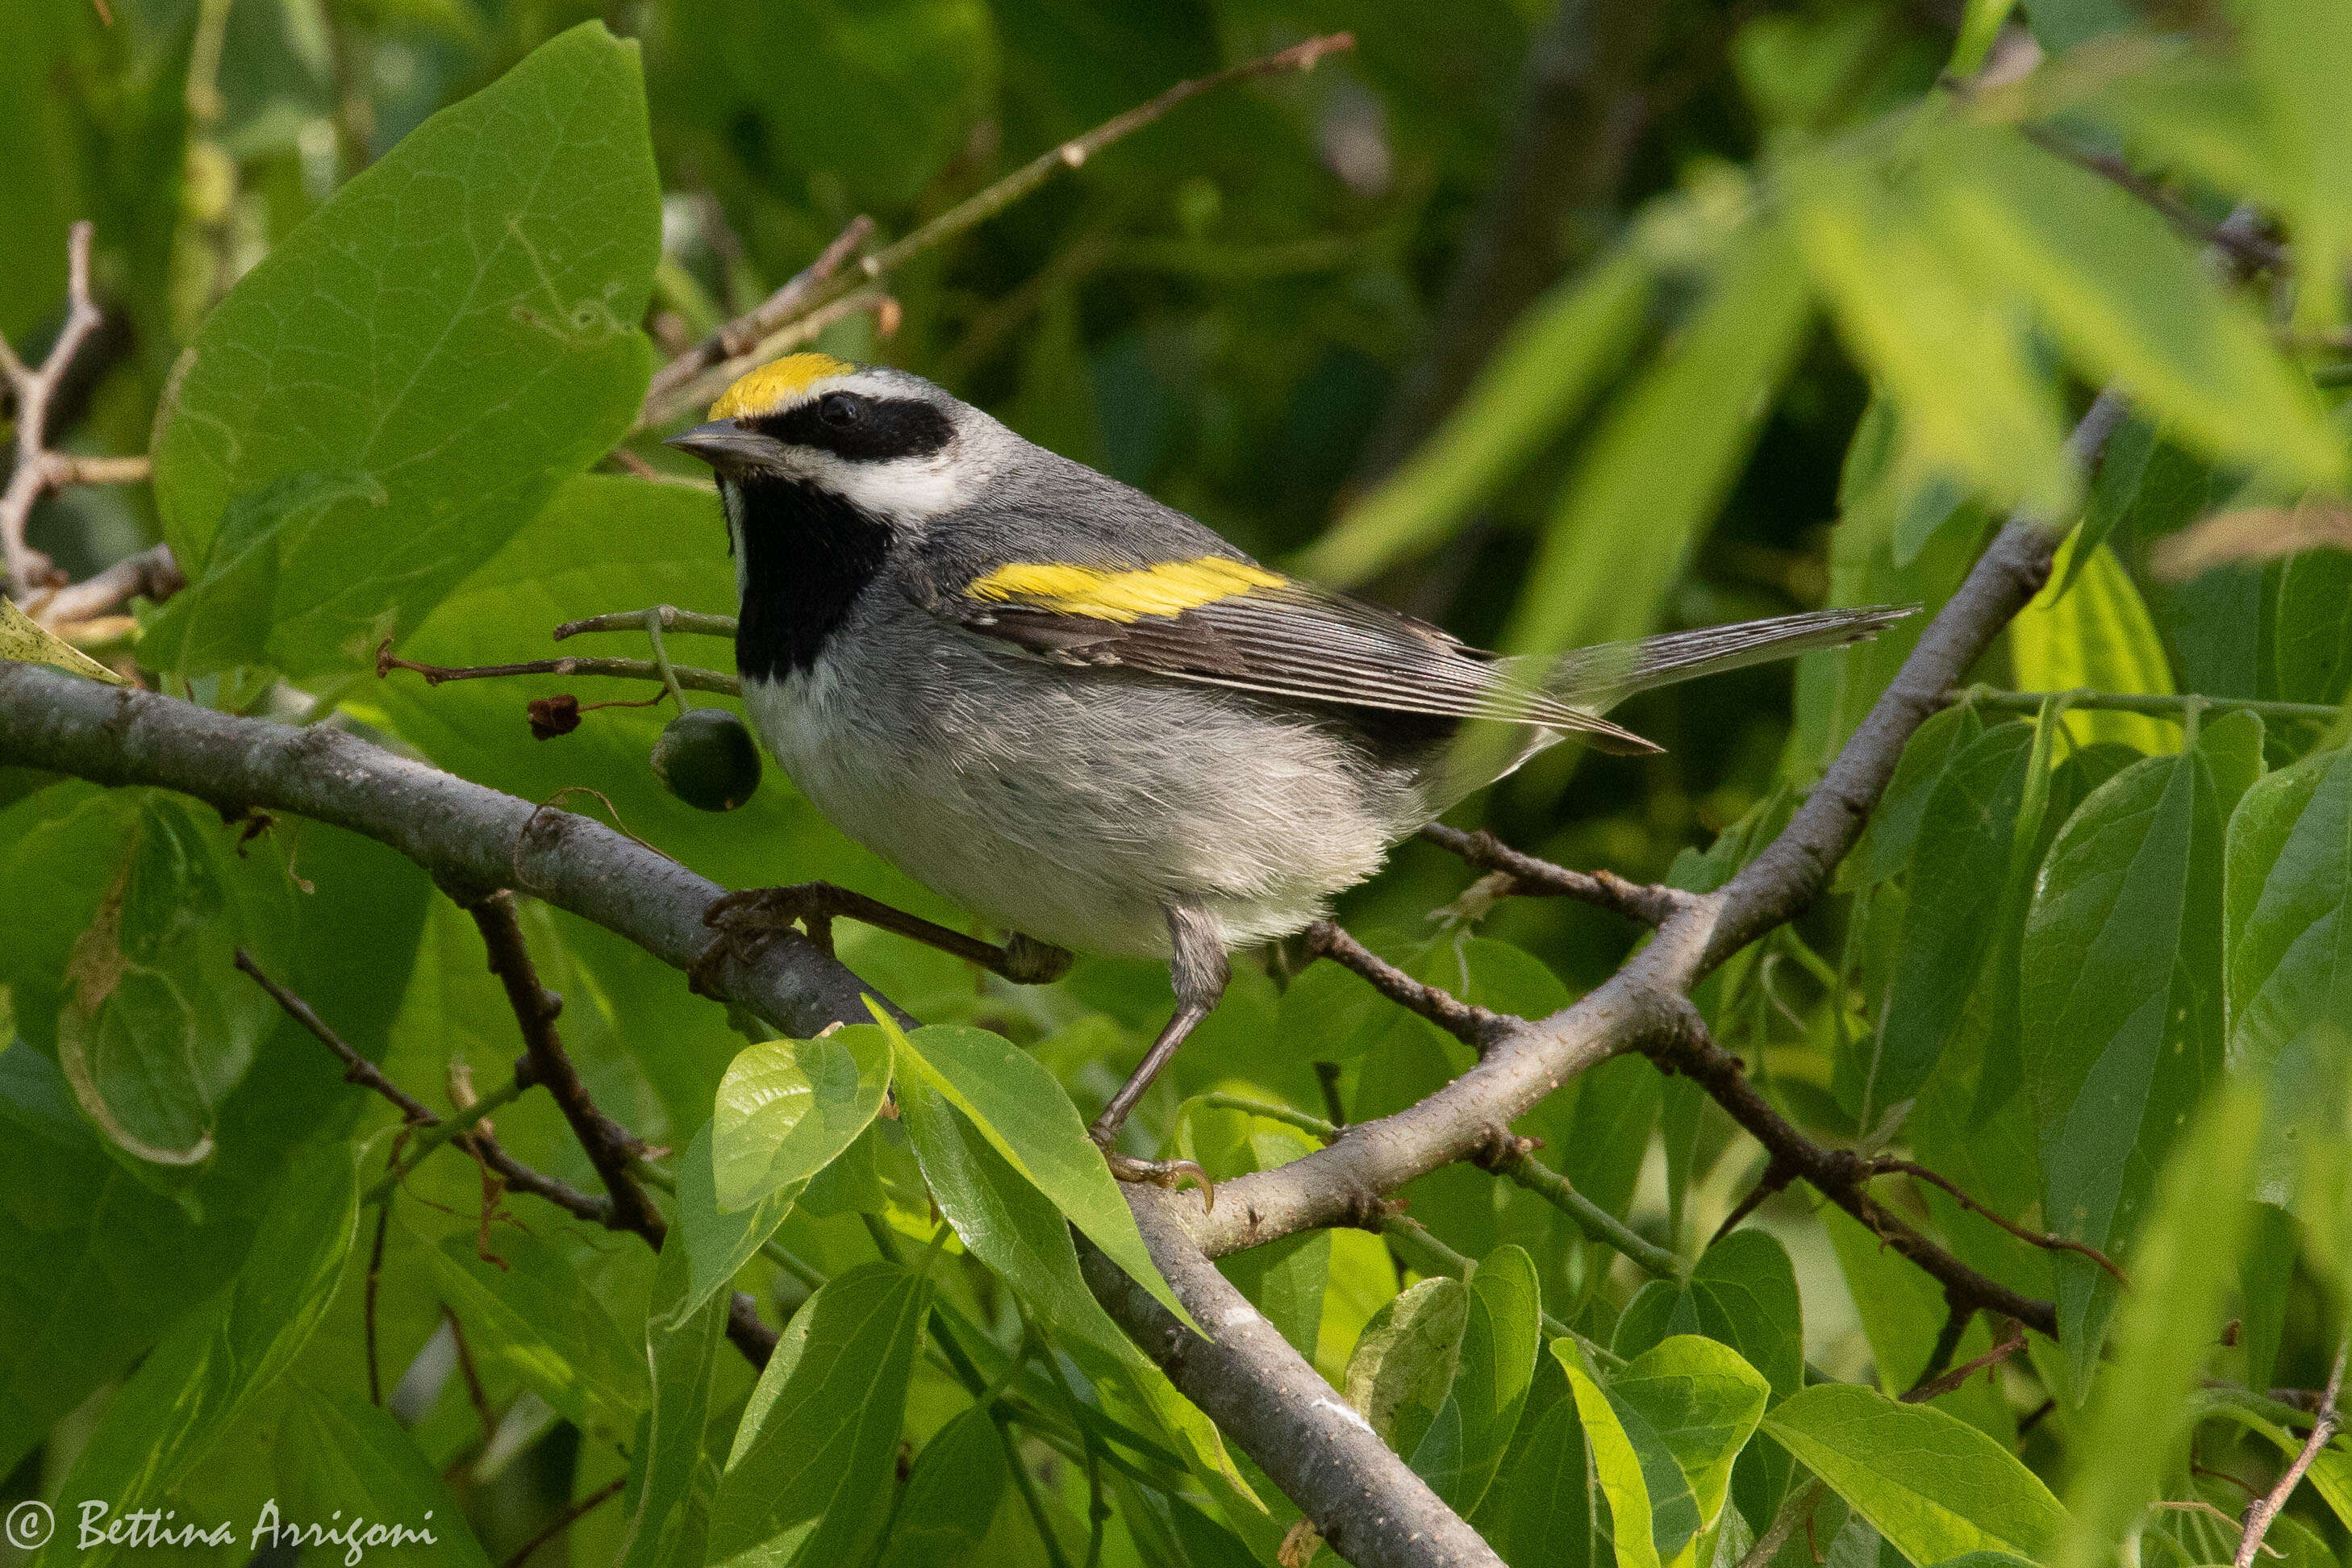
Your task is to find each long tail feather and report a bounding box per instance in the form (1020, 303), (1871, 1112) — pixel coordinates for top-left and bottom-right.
(1545, 604), (1918, 715)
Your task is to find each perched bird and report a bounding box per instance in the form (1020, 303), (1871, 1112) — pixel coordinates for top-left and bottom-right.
(668, 353), (1909, 1182)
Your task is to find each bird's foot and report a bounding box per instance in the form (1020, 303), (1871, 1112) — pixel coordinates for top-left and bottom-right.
(1090, 1126), (1213, 1208)
(690, 881), (1072, 992)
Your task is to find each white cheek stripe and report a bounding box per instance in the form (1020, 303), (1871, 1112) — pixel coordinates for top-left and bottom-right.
(786, 446), (981, 521)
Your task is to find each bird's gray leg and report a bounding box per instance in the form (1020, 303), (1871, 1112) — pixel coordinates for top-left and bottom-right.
(691, 882), (1072, 995)
(1090, 904), (1228, 1198)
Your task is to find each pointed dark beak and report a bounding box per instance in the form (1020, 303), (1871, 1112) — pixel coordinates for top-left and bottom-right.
(664, 419), (784, 469)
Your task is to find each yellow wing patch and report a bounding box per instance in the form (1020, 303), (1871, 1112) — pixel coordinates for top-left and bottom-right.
(967, 557), (1285, 622)
(710, 353), (855, 420)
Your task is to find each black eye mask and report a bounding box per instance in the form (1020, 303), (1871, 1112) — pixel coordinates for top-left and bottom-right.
(749, 394), (954, 463)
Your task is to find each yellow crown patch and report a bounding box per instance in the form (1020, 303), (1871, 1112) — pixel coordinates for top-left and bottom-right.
(710, 353), (854, 420)
(967, 557), (1285, 622)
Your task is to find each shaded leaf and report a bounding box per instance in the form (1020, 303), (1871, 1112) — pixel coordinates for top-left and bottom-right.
(277, 1386), (492, 1568)
(1344, 1276), (1467, 1449)
(2020, 750), (2225, 1378)
(35, 1142), (358, 1568)
(1868, 722), (2036, 1116)
(876, 1407), (1008, 1568)
(617, 1241), (727, 1568)
(1412, 1245), (1541, 1516)
(418, 1227), (646, 1443)
(707, 1260), (928, 1568)
(883, 1019), (1189, 1326)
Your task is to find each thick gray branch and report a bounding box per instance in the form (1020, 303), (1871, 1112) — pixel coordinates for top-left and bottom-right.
(1082, 1193), (1502, 1567)
(0, 662), (1472, 1568)
(1178, 398), (2124, 1259)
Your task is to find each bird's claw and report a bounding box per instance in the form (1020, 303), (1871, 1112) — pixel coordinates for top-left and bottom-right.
(1091, 1132), (1213, 1209)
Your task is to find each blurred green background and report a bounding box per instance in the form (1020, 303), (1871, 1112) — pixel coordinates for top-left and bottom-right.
(4, 0), (1957, 999)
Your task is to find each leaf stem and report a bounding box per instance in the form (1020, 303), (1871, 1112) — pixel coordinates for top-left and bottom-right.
(639, 606), (692, 711)
(554, 607), (739, 641)
(1383, 1218), (1626, 1366)
(358, 1078), (528, 1205)
(999, 1416), (1077, 1568)
(1953, 686), (2338, 725)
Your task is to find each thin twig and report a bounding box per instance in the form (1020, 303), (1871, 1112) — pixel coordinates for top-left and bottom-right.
(3, 223), (129, 596)
(1868, 1157), (2128, 1282)
(444, 1307), (494, 1440)
(1907, 1298), (1974, 1398)
(238, 949), (437, 1123)
(2235, 1336), (2349, 1568)
(1653, 1014), (2059, 1337)
(1302, 920), (1511, 1050)
(1420, 824), (1694, 927)
(1712, 1157), (1799, 1244)
(630, 35), (1353, 434)
(553, 606), (738, 642)
(2022, 128), (2287, 276)
(1952, 686), (2340, 728)
(242, 940), (785, 1370)
(363, 1202), (390, 1405)
(641, 215), (876, 414)
(1478, 1132), (1687, 1279)
(375, 639), (740, 698)
(26, 543), (181, 629)
(467, 890), (668, 1239)
(999, 1419), (1076, 1568)
(498, 1476), (625, 1568)
(1905, 1315), (2024, 1404)
(1735, 1478), (1824, 1568)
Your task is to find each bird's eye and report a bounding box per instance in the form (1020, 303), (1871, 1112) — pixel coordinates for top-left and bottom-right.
(818, 393), (863, 429)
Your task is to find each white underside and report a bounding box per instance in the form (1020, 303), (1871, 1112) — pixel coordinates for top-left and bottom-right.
(742, 596), (1427, 958)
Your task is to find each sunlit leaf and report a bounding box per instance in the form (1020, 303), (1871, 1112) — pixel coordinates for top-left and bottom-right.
(711, 1024), (891, 1211)
(2008, 533), (2176, 753)
(1786, 148), (2074, 514)
(1503, 215), (1814, 658)
(1930, 124), (2340, 488)
(1306, 244), (1654, 585)
(148, 22), (660, 677)
(1763, 1384), (2066, 1566)
(882, 1019), (1191, 1328)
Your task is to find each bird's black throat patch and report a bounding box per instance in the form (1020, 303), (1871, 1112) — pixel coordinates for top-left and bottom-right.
(727, 473), (892, 682)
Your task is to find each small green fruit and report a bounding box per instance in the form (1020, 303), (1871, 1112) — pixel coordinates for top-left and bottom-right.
(650, 707), (762, 811)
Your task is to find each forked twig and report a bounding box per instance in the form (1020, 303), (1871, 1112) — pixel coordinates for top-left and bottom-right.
(2, 223), (151, 596)
(2235, 1337), (2349, 1568)
(631, 35), (1353, 433)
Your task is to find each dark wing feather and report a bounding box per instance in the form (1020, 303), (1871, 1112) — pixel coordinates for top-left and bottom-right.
(934, 571), (1662, 753)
